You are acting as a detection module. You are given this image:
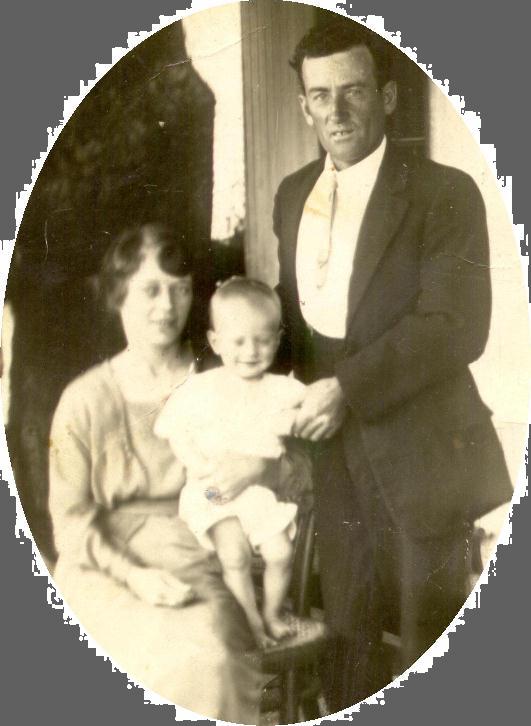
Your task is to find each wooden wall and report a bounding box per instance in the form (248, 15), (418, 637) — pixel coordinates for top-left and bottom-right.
(241, 0), (318, 285)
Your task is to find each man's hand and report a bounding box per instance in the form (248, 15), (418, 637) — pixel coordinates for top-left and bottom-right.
(294, 377), (346, 441)
(195, 453), (279, 504)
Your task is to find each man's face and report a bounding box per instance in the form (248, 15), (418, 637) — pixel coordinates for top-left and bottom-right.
(299, 45), (397, 170)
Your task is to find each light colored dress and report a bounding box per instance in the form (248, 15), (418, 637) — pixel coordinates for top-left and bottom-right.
(155, 367), (305, 550)
(48, 360), (264, 723)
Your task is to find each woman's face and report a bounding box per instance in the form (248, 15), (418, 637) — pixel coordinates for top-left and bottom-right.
(119, 248), (193, 351)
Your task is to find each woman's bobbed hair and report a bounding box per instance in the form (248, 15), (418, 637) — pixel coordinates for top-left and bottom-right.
(101, 223), (195, 313)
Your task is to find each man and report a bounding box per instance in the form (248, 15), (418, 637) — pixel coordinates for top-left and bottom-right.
(273, 21), (512, 711)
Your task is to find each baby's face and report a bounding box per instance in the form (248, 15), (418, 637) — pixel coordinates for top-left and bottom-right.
(208, 300), (281, 380)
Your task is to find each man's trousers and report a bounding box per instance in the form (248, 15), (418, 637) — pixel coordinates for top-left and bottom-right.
(313, 426), (472, 712)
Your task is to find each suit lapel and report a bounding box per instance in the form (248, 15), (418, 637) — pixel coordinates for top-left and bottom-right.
(346, 147), (410, 331)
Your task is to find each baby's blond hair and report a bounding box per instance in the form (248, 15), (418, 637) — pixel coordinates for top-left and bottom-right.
(209, 276), (282, 330)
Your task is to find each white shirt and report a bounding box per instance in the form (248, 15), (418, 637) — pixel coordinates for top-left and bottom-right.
(296, 136), (387, 338)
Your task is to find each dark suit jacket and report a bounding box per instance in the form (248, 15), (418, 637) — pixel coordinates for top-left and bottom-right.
(274, 143), (512, 540)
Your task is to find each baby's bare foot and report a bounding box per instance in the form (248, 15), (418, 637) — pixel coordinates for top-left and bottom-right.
(264, 615), (296, 641)
(252, 624), (277, 649)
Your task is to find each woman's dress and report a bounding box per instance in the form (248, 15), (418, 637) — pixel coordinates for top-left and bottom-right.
(48, 360), (264, 723)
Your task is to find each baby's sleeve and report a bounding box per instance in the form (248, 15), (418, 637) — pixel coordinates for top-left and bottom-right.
(154, 379), (195, 443)
(154, 377), (212, 473)
(270, 376), (307, 437)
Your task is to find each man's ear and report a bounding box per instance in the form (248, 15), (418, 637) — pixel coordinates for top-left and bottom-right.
(207, 329), (219, 354)
(298, 94), (314, 127)
(381, 80), (398, 116)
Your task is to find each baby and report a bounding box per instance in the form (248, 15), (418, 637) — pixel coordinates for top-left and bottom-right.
(155, 277), (305, 647)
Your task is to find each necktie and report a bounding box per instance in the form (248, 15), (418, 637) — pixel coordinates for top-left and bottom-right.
(315, 168), (338, 288)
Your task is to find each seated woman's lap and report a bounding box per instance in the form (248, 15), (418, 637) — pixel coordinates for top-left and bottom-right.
(53, 513), (262, 720)
(123, 513), (218, 577)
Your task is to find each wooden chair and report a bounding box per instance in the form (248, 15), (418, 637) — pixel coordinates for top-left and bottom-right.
(256, 475), (491, 724)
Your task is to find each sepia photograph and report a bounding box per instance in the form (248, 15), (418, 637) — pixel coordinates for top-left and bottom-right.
(1, 1), (529, 723)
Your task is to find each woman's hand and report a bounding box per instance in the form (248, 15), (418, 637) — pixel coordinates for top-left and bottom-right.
(126, 565), (194, 607)
(196, 454), (279, 504)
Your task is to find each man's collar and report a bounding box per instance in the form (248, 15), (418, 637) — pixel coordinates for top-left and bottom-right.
(325, 136), (387, 183)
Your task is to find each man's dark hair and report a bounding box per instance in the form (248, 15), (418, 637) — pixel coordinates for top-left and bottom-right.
(290, 20), (393, 91)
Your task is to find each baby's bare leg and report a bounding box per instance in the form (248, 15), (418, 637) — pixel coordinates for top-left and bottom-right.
(260, 530), (296, 640)
(209, 517), (274, 648)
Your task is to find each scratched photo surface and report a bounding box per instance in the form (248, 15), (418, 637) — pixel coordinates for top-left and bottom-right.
(2, 2), (529, 723)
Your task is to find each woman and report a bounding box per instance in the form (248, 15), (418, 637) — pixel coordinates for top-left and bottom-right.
(48, 223), (266, 722)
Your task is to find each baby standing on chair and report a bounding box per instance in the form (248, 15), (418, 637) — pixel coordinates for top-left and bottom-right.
(155, 277), (305, 647)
